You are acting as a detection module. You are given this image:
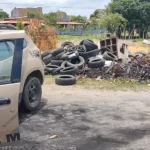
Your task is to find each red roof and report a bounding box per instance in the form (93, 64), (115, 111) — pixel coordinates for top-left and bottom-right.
(0, 20), (30, 25)
(57, 22), (84, 25)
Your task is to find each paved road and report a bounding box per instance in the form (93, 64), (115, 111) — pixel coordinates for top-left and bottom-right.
(1, 84), (150, 150)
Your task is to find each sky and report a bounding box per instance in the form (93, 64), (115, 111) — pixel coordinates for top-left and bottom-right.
(0, 0), (111, 18)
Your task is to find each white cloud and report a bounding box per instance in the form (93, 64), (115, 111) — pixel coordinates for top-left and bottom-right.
(0, 0), (111, 17)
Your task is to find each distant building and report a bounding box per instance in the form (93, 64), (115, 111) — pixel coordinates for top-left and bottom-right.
(11, 7), (42, 18)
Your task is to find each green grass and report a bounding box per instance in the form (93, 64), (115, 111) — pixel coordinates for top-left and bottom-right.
(76, 77), (150, 91)
(45, 75), (150, 91)
(57, 34), (106, 41)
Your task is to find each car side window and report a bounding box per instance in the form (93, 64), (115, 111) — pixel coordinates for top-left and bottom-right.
(0, 40), (15, 83)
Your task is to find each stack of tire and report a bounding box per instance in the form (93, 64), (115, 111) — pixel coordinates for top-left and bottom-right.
(41, 39), (118, 86)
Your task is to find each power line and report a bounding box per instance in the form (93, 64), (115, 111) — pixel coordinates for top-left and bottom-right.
(0, 2), (97, 10)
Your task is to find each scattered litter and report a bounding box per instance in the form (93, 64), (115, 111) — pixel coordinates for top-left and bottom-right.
(50, 135), (58, 139)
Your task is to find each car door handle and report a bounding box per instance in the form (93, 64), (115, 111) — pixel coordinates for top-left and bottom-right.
(0, 98), (11, 105)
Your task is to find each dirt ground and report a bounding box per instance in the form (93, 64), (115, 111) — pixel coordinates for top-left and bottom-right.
(2, 83), (150, 150)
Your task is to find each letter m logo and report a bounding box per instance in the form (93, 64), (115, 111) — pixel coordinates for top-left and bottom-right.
(6, 133), (20, 142)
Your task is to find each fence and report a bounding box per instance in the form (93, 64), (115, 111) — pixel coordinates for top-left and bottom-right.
(57, 26), (107, 36)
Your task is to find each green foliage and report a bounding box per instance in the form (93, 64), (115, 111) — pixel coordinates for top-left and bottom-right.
(16, 19), (24, 30)
(106, 0), (150, 30)
(100, 13), (127, 33)
(27, 11), (43, 19)
(44, 12), (57, 26)
(0, 11), (8, 19)
(70, 15), (86, 23)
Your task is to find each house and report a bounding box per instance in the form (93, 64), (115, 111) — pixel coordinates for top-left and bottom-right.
(11, 7), (42, 18)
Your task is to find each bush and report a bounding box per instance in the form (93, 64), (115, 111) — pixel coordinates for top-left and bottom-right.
(25, 19), (56, 52)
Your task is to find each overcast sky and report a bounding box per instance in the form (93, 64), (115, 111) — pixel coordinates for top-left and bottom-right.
(0, 0), (111, 18)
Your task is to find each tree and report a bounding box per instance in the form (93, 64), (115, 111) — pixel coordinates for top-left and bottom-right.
(44, 12), (57, 26)
(70, 15), (86, 23)
(16, 19), (24, 30)
(90, 9), (106, 20)
(27, 11), (43, 19)
(106, 0), (150, 37)
(100, 13), (127, 34)
(0, 11), (8, 19)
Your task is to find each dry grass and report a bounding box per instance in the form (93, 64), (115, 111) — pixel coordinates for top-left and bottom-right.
(126, 41), (150, 54)
(44, 75), (150, 91)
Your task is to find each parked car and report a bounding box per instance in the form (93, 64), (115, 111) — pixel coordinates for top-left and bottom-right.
(0, 30), (44, 144)
(0, 24), (16, 30)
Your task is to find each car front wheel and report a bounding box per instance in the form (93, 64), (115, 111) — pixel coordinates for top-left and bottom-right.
(22, 77), (42, 111)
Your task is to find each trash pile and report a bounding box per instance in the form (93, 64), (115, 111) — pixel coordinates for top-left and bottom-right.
(41, 39), (150, 85)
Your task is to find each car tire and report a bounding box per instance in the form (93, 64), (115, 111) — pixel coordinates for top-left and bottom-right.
(61, 51), (79, 60)
(67, 56), (85, 69)
(44, 70), (49, 75)
(22, 77), (42, 111)
(55, 75), (76, 86)
(41, 50), (51, 59)
(79, 39), (94, 45)
(88, 58), (105, 68)
(46, 65), (59, 74)
(60, 66), (79, 75)
(52, 52), (65, 60)
(51, 60), (64, 66)
(99, 48), (111, 55)
(103, 51), (117, 61)
(83, 40), (98, 51)
(61, 42), (74, 48)
(52, 48), (64, 57)
(43, 54), (53, 65)
(80, 49), (100, 60)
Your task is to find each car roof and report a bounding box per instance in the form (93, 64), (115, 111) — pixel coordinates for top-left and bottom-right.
(0, 24), (16, 30)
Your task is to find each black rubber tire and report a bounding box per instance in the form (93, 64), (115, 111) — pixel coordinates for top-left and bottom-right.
(88, 58), (105, 68)
(52, 52), (65, 60)
(52, 67), (64, 75)
(61, 61), (69, 68)
(61, 42), (74, 48)
(135, 51), (147, 55)
(46, 65), (59, 74)
(43, 54), (53, 65)
(103, 51), (117, 61)
(51, 60), (64, 66)
(60, 66), (79, 75)
(41, 50), (51, 59)
(80, 49), (100, 60)
(67, 56), (85, 69)
(44, 71), (49, 75)
(61, 51), (79, 60)
(83, 40), (98, 51)
(52, 47), (64, 57)
(22, 77), (42, 111)
(99, 48), (111, 55)
(55, 75), (76, 86)
(79, 39), (94, 45)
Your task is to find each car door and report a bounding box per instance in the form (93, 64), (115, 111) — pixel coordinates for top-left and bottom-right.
(0, 32), (24, 144)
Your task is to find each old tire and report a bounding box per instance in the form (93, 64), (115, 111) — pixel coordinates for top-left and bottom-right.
(80, 39), (94, 45)
(83, 40), (98, 51)
(41, 50), (51, 59)
(88, 58), (105, 68)
(103, 51), (117, 61)
(60, 66), (79, 75)
(67, 56), (85, 69)
(55, 75), (76, 86)
(22, 77), (42, 111)
(51, 60), (64, 66)
(61, 42), (74, 48)
(46, 65), (59, 74)
(61, 51), (79, 60)
(43, 54), (53, 65)
(52, 48), (64, 57)
(80, 49), (100, 60)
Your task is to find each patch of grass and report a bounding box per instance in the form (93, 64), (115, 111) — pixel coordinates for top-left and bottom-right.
(76, 77), (150, 91)
(57, 34), (105, 41)
(44, 75), (55, 84)
(45, 75), (150, 91)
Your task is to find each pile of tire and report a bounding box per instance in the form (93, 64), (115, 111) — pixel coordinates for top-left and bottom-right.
(41, 39), (118, 86)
